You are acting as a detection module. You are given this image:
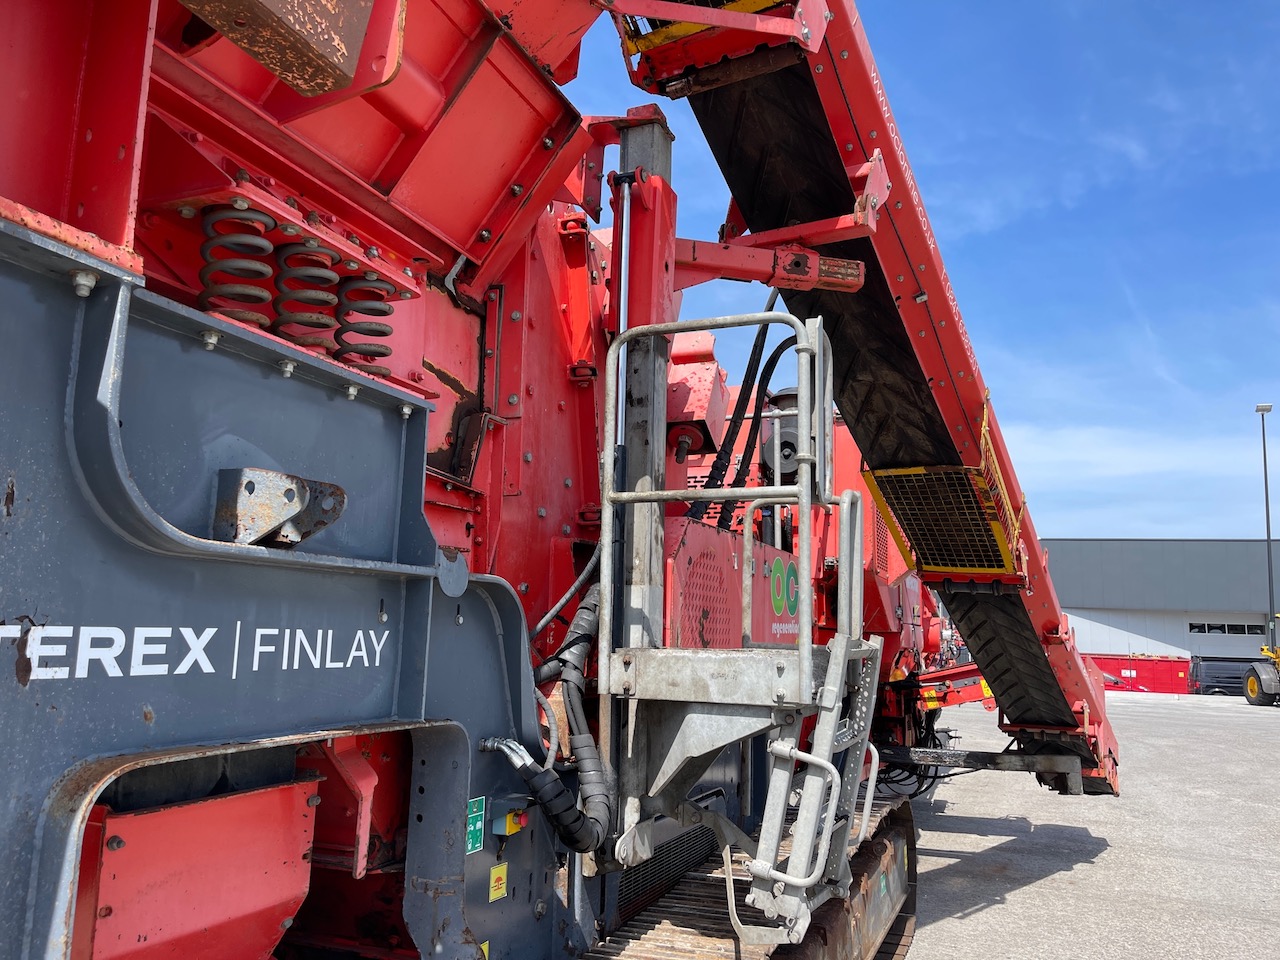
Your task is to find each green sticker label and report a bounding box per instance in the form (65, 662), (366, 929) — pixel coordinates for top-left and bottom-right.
(466, 796), (486, 855)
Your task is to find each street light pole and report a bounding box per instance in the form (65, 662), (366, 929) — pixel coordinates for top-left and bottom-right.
(1257, 403), (1276, 655)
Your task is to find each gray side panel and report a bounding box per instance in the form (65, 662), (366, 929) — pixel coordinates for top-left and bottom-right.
(0, 225), (554, 959)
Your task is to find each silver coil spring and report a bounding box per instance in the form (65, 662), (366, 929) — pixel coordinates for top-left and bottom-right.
(272, 242), (340, 354)
(197, 206), (277, 328)
(335, 276), (395, 377)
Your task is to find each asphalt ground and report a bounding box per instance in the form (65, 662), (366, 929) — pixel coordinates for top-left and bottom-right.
(908, 692), (1280, 960)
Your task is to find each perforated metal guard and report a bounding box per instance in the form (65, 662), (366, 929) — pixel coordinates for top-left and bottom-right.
(677, 547), (737, 648)
(868, 468), (1013, 574)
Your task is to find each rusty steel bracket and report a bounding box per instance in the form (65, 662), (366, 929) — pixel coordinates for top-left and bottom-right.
(674, 238), (865, 294)
(213, 468), (347, 546)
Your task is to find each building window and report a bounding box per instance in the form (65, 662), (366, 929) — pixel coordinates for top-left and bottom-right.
(1189, 621), (1266, 635)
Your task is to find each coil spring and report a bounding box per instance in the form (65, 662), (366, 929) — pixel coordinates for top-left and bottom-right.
(272, 242), (340, 354)
(197, 206), (277, 328)
(334, 276), (395, 377)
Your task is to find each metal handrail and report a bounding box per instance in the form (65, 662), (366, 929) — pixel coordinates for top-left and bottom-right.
(599, 311), (818, 722)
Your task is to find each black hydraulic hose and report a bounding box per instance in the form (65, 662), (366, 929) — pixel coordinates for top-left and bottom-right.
(533, 584), (600, 688)
(687, 322), (770, 520)
(514, 733), (610, 852)
(718, 335), (797, 529)
(509, 584), (612, 852)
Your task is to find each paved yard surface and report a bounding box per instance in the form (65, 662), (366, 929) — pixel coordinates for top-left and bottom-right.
(909, 692), (1280, 960)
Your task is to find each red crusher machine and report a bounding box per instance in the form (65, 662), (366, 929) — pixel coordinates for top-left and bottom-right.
(0, 2), (1119, 959)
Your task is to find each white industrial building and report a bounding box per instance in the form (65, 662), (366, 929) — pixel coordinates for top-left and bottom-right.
(1040, 539), (1275, 660)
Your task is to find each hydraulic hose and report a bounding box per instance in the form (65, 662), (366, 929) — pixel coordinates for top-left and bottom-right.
(532, 542), (602, 639)
(687, 321), (770, 520)
(490, 584), (612, 853)
(718, 335), (798, 529)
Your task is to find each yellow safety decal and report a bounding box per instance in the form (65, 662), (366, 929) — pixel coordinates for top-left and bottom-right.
(920, 689), (940, 709)
(980, 678), (993, 698)
(480, 942), (490, 959)
(489, 862), (509, 902)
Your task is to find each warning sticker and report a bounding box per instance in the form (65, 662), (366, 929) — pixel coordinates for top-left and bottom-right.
(480, 942), (490, 959)
(466, 797), (486, 855)
(488, 862), (509, 902)
(979, 678), (993, 698)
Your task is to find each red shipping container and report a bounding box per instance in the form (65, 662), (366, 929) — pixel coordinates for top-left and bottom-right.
(1086, 654), (1190, 695)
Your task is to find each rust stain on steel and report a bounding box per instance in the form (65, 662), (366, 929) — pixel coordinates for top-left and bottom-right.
(420, 359), (475, 401)
(782, 252), (811, 276)
(0, 198), (143, 275)
(9, 615), (40, 688)
(179, 0), (377, 95)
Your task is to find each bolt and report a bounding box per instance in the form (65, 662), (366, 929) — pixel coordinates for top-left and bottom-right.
(364, 271), (378, 281)
(776, 687), (786, 701)
(764, 906), (779, 920)
(507, 394), (518, 405)
(784, 713), (795, 725)
(307, 794), (322, 807)
(279, 360), (296, 378)
(776, 660), (786, 675)
(234, 167), (250, 183)
(519, 582), (529, 594)
(281, 917), (293, 930)
(97, 906), (113, 918)
(399, 404), (413, 420)
(845, 143), (853, 152)
(621, 681), (632, 695)
(399, 290), (412, 299)
(802, 27), (811, 42)
(511, 184), (524, 196)
(561, 524), (571, 535)
(841, 49), (848, 59)
(178, 205), (196, 219)
(348, 233), (360, 244)
(230, 196), (249, 211)
(488, 291), (497, 301)
(534, 899), (547, 919)
(510, 310), (522, 322)
(869, 130), (878, 139)
(367, 246), (380, 258)
(542, 137), (554, 149)
(379, 610), (389, 623)
(201, 330), (220, 351)
(343, 259), (359, 270)
(304, 237), (319, 248)
(814, 63), (823, 73)
(106, 836), (125, 851)
(523, 452), (533, 463)
(281, 224), (300, 235)
(71, 270), (99, 298)
(563, 478), (572, 488)
(478, 229), (492, 242)
(345, 384), (360, 400)
(456, 613), (465, 625)
(773, 881), (786, 896)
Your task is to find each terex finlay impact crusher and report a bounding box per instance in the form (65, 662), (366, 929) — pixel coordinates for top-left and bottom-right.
(0, 2), (1119, 958)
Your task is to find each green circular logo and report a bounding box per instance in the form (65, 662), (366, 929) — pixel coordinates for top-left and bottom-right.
(769, 558), (800, 617)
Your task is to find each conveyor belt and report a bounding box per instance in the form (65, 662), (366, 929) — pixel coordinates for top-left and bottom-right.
(690, 63), (1104, 770)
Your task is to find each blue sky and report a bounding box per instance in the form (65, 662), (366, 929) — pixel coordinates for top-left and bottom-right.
(565, 3), (1280, 538)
